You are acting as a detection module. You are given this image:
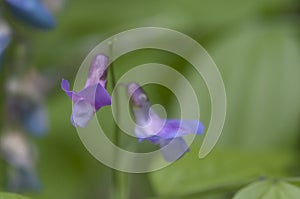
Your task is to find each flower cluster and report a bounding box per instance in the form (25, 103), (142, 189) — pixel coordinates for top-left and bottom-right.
(62, 54), (204, 162)
(0, 0), (57, 192)
(0, 69), (53, 192)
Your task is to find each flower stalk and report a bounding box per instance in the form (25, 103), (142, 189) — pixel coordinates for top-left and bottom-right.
(109, 39), (129, 199)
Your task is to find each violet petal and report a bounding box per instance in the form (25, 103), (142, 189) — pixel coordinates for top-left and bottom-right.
(78, 83), (111, 111)
(134, 109), (165, 139)
(72, 100), (94, 128)
(85, 54), (109, 88)
(61, 79), (80, 102)
(157, 119), (204, 139)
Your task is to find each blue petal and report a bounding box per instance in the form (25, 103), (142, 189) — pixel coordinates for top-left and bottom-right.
(0, 19), (11, 58)
(159, 137), (189, 162)
(0, 37), (10, 56)
(0, 31), (11, 56)
(157, 119), (204, 139)
(7, 168), (41, 192)
(5, 0), (56, 29)
(21, 104), (49, 136)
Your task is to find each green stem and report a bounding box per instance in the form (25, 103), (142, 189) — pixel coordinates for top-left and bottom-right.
(109, 40), (129, 199)
(110, 60), (119, 199)
(110, 60), (120, 147)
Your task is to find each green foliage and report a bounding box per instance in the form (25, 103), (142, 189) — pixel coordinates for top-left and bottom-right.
(1, 0), (299, 198)
(150, 13), (300, 199)
(233, 180), (300, 199)
(150, 147), (295, 197)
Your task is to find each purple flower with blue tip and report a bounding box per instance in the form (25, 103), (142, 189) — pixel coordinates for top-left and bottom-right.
(61, 54), (112, 128)
(127, 82), (204, 162)
(4, 0), (56, 29)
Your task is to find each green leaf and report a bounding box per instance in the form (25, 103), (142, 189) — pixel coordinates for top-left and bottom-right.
(150, 147), (294, 196)
(232, 180), (271, 199)
(277, 181), (300, 198)
(147, 194), (226, 199)
(233, 180), (300, 199)
(0, 193), (30, 199)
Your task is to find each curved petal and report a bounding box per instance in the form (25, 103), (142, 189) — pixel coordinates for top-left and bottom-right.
(157, 119), (204, 139)
(61, 79), (73, 99)
(127, 82), (150, 107)
(85, 54), (109, 88)
(94, 83), (111, 110)
(159, 137), (189, 162)
(5, 0), (56, 29)
(72, 100), (94, 128)
(135, 125), (151, 140)
(133, 106), (166, 138)
(61, 79), (80, 102)
(78, 83), (111, 111)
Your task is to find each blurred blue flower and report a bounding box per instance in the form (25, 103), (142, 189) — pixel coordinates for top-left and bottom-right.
(127, 82), (204, 162)
(6, 70), (50, 136)
(61, 54), (112, 128)
(0, 18), (11, 67)
(4, 0), (56, 29)
(18, 98), (49, 136)
(0, 131), (41, 192)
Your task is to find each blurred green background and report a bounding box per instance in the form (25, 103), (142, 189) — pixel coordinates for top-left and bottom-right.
(1, 0), (300, 198)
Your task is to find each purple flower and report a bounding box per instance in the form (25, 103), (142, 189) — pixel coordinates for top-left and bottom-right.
(61, 54), (111, 128)
(127, 82), (204, 162)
